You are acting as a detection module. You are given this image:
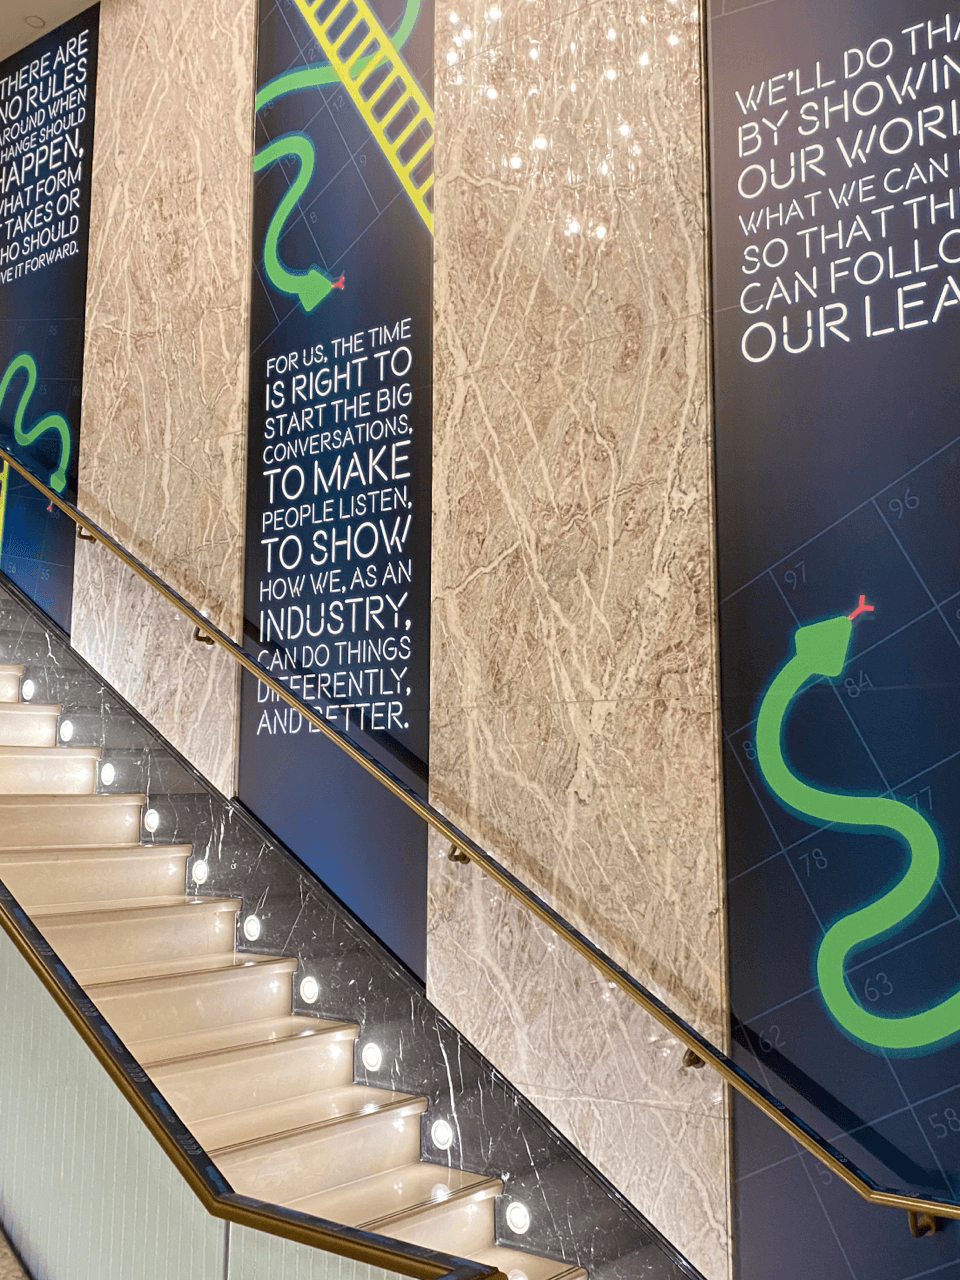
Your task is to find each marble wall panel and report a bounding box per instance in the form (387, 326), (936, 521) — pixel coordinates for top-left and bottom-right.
(71, 546), (238, 794)
(434, 0), (706, 375)
(429, 315), (722, 1029)
(428, 0), (729, 1275)
(428, 840), (730, 1280)
(71, 0), (255, 787)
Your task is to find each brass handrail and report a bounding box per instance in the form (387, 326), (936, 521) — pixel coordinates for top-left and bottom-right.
(2, 442), (959, 1233)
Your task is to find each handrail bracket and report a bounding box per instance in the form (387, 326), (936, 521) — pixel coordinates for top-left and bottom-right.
(908, 1210), (940, 1238)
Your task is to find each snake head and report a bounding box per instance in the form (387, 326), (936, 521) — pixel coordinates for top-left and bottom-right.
(793, 614), (854, 679)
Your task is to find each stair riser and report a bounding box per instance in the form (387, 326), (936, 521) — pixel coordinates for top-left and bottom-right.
(0, 671), (19, 703)
(390, 1194), (496, 1257)
(0, 755), (97, 795)
(150, 1034), (356, 1121)
(90, 964), (294, 1040)
(0, 708), (58, 747)
(38, 907), (238, 970)
(216, 1105), (423, 1205)
(0, 852), (189, 906)
(0, 801), (141, 848)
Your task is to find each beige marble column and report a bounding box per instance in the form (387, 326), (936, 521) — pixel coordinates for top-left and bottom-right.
(427, 1), (730, 1276)
(71, 0), (255, 793)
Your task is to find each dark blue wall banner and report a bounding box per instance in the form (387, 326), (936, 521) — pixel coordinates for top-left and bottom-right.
(239, 0), (433, 978)
(709, 0), (960, 1274)
(0, 8), (98, 633)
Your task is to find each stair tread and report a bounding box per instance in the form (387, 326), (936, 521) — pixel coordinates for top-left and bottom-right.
(82, 951), (297, 988)
(0, 791), (144, 806)
(287, 1163), (500, 1231)
(199, 1083), (425, 1153)
(470, 1246), (586, 1280)
(0, 702), (59, 714)
(0, 844), (192, 863)
(0, 745), (100, 759)
(32, 895), (241, 921)
(0, 664), (23, 675)
(134, 1014), (358, 1068)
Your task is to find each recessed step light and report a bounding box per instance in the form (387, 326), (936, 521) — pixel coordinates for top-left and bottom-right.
(360, 1042), (383, 1071)
(242, 914), (262, 942)
(505, 1201), (531, 1235)
(20, 679), (35, 701)
(430, 1118), (454, 1150)
(299, 975), (320, 1003)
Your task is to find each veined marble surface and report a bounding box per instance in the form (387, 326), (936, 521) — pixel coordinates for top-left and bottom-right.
(71, 0), (254, 788)
(71, 547), (238, 794)
(427, 0), (730, 1276)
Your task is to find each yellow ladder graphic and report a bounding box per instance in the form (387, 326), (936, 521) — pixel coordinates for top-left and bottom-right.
(294, 0), (434, 234)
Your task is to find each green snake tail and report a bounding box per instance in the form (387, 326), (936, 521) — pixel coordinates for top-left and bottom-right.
(254, 133), (343, 313)
(755, 611), (959, 1051)
(0, 353), (71, 494)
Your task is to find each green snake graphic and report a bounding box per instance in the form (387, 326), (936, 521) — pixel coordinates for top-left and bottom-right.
(254, 133), (345, 313)
(254, 0), (422, 312)
(756, 601), (959, 1051)
(0, 352), (71, 493)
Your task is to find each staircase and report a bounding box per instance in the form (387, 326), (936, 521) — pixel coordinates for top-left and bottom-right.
(0, 658), (586, 1280)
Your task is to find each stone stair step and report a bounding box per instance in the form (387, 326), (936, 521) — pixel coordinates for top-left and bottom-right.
(0, 793), (143, 848)
(86, 954), (297, 1039)
(470, 1246), (587, 1280)
(33, 897), (240, 970)
(0, 703), (61, 748)
(0, 664), (23, 703)
(0, 745), (100, 795)
(147, 1016), (358, 1116)
(195, 1082), (423, 1153)
(214, 1097), (426, 1205)
(0, 845), (191, 905)
(288, 1162), (499, 1234)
